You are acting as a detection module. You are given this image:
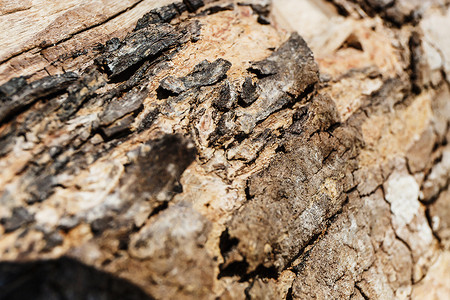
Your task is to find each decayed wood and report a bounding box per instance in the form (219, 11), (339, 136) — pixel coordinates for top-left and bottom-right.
(0, 0), (182, 84)
(0, 0), (450, 299)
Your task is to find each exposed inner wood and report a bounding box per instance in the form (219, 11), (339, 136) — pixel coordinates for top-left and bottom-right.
(0, 0), (449, 299)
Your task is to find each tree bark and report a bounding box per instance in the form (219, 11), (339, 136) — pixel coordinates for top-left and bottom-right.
(0, 0), (449, 299)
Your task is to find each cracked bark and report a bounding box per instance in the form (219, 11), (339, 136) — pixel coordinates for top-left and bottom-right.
(1, 0), (450, 299)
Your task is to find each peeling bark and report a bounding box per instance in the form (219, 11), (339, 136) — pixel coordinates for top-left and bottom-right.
(0, 0), (450, 299)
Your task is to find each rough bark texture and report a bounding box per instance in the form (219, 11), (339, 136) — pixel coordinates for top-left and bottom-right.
(1, 0), (450, 299)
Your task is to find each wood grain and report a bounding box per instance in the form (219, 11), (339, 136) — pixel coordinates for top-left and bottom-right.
(0, 0), (176, 84)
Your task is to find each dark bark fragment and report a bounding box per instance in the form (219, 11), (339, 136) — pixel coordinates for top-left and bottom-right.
(42, 232), (64, 252)
(198, 3), (234, 16)
(212, 81), (236, 111)
(26, 174), (56, 204)
(138, 108), (160, 131)
(0, 72), (78, 123)
(239, 77), (259, 106)
(159, 58), (232, 94)
(100, 87), (147, 126)
(105, 38), (122, 52)
(96, 24), (185, 77)
(101, 114), (136, 139)
(207, 111), (237, 147)
(57, 68), (106, 120)
(250, 32), (318, 96)
(237, 33), (319, 134)
(122, 134), (196, 206)
(134, 2), (187, 31)
(342, 0), (422, 25)
(365, 0), (394, 9)
(0, 207), (34, 233)
(238, 2), (271, 25)
(183, 0), (205, 12)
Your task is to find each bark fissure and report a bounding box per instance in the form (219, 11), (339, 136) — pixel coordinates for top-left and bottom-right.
(1, 0), (450, 299)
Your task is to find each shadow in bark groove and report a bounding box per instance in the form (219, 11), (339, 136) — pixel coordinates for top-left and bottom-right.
(0, 257), (154, 300)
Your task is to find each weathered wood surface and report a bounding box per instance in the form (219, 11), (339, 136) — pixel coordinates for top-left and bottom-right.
(0, 0), (450, 299)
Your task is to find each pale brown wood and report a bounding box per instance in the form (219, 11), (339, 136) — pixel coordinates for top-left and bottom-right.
(0, 0), (176, 84)
(0, 0), (449, 299)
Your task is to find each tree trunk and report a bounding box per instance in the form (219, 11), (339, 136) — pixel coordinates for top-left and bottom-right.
(0, 0), (449, 299)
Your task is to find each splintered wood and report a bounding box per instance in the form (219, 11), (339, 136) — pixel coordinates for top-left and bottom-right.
(0, 0), (449, 299)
